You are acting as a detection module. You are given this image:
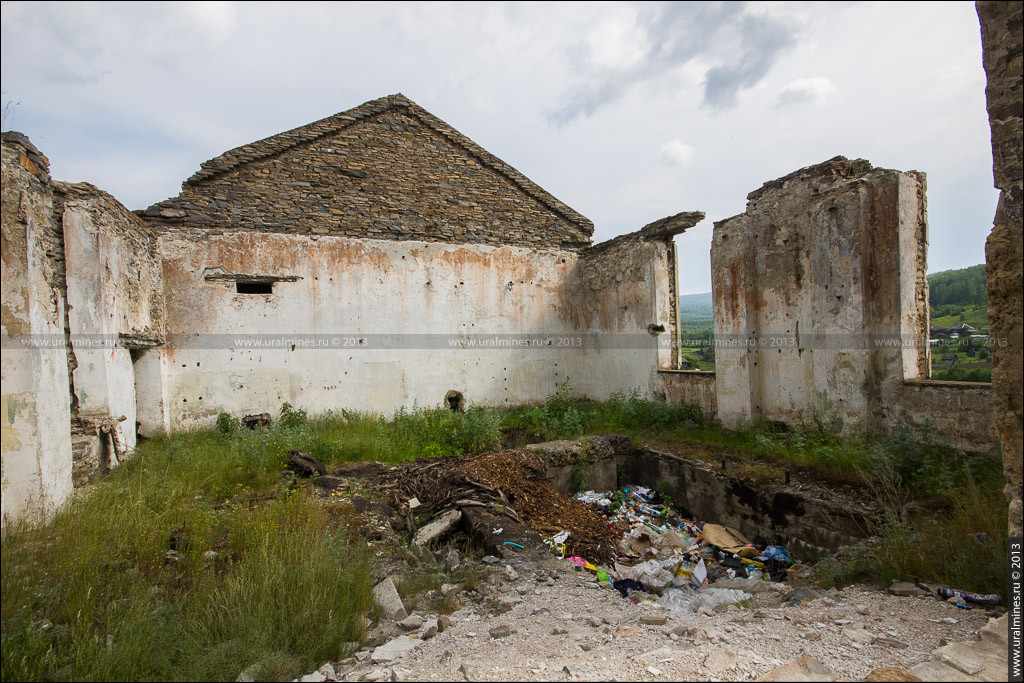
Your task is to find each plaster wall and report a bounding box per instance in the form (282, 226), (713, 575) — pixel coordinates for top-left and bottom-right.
(712, 158), (929, 434)
(155, 230), (587, 428)
(1, 134), (73, 522)
(59, 185), (165, 457)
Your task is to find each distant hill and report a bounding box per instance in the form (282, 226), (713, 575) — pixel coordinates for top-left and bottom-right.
(927, 264), (987, 308)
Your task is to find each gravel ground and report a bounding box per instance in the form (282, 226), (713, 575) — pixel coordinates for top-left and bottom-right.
(299, 555), (999, 682)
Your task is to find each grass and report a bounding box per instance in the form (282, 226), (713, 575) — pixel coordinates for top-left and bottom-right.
(1, 423), (374, 682)
(2, 387), (1012, 680)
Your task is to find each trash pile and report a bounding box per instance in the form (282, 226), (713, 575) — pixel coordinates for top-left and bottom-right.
(548, 485), (800, 613)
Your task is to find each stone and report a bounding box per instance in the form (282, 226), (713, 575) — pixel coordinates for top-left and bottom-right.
(489, 625), (512, 639)
(757, 656), (837, 682)
(437, 615), (452, 632)
(235, 665), (259, 682)
(372, 579), (407, 621)
(299, 673), (327, 683)
(397, 615), (423, 631)
(420, 618), (438, 640)
(887, 582), (924, 597)
(370, 636), (419, 664)
(640, 615), (667, 626)
(440, 583), (461, 596)
(458, 662), (476, 681)
(412, 509), (462, 546)
(318, 663), (337, 681)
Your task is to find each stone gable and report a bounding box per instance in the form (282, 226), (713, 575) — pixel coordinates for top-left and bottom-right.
(144, 94), (593, 248)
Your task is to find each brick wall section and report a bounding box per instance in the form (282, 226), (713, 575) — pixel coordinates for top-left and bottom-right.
(978, 0), (1023, 537)
(143, 94), (593, 248)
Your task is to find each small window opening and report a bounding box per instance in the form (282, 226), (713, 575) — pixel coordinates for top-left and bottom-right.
(237, 281), (274, 294)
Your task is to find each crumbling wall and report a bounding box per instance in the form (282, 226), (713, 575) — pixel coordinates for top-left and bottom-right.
(155, 230), (583, 428)
(712, 157), (930, 434)
(144, 95), (593, 249)
(55, 182), (165, 482)
(657, 371), (717, 418)
(1, 132), (73, 522)
(570, 212), (703, 401)
(978, 0), (1023, 535)
(892, 380), (996, 453)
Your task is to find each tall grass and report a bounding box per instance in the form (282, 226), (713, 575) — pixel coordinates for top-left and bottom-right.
(1, 424), (372, 682)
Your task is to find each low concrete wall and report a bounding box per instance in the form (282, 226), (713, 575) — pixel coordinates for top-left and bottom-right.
(542, 435), (875, 561)
(890, 379), (997, 453)
(657, 370), (717, 418)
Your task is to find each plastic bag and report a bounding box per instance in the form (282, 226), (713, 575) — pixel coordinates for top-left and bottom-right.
(690, 587), (752, 612)
(659, 586), (751, 613)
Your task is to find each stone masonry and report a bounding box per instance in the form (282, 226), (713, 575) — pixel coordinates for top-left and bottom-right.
(978, 0), (1023, 537)
(143, 94), (593, 249)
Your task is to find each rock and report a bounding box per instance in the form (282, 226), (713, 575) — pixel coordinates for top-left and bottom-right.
(855, 604), (870, 615)
(412, 509), (462, 547)
(299, 672), (327, 683)
(442, 548), (461, 572)
(704, 648), (738, 673)
(287, 449), (327, 477)
(503, 564), (518, 580)
(440, 583), (461, 596)
(887, 581), (924, 597)
(421, 618), (438, 640)
(757, 655), (837, 682)
(640, 615), (667, 626)
(873, 637), (908, 649)
(489, 625), (512, 639)
(318, 663), (337, 681)
(372, 579), (407, 621)
(370, 636), (419, 664)
(862, 668), (922, 682)
(235, 664), (259, 682)
(437, 615), (452, 632)
(458, 662), (476, 681)
(397, 615), (423, 631)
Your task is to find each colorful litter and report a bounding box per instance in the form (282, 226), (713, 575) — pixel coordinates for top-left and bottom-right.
(536, 485), (800, 612)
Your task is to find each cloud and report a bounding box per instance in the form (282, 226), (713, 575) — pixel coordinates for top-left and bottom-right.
(660, 139), (695, 167)
(702, 13), (798, 109)
(775, 77), (838, 107)
(547, 3), (800, 124)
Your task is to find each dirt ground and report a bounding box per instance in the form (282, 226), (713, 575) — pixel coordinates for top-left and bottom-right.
(288, 451), (1006, 682)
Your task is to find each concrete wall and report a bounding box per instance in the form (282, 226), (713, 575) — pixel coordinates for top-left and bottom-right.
(657, 371), (717, 418)
(712, 158), (930, 435)
(1, 133), (73, 523)
(569, 212), (704, 401)
(978, 0), (1023, 536)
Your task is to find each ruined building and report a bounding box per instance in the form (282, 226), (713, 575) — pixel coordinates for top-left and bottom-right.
(2, 3), (1020, 526)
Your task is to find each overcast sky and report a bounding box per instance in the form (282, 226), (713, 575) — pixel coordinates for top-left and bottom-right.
(1, 1), (997, 294)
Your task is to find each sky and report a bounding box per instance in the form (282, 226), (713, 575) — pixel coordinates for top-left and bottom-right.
(1, 1), (998, 294)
